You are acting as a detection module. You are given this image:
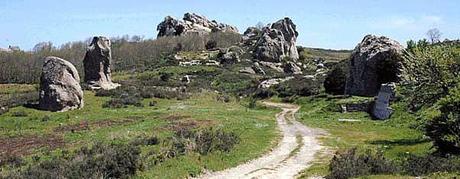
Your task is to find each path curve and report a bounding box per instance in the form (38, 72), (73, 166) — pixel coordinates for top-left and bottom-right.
(197, 102), (326, 179)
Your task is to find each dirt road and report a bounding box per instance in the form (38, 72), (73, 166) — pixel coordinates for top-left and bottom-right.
(197, 102), (326, 179)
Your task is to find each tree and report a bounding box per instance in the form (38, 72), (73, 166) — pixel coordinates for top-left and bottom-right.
(426, 28), (442, 44)
(425, 86), (460, 154)
(402, 44), (460, 111)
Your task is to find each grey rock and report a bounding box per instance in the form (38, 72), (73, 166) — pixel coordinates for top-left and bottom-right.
(83, 36), (120, 90)
(253, 17), (299, 62)
(372, 83), (396, 120)
(239, 67), (256, 74)
(252, 62), (266, 75)
(282, 61), (302, 74)
(39, 56), (84, 112)
(218, 47), (242, 65)
(242, 27), (262, 46)
(157, 13), (238, 37)
(345, 35), (405, 96)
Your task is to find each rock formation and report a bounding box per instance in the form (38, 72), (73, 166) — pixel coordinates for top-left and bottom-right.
(83, 36), (120, 90)
(253, 17), (299, 62)
(372, 83), (396, 120)
(39, 56), (84, 112)
(242, 27), (262, 46)
(345, 35), (405, 97)
(157, 13), (238, 38)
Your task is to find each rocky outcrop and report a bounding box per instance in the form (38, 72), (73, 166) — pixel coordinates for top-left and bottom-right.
(39, 56), (84, 112)
(372, 83), (396, 120)
(157, 13), (238, 37)
(253, 18), (299, 62)
(242, 27), (262, 46)
(345, 35), (405, 97)
(83, 36), (120, 90)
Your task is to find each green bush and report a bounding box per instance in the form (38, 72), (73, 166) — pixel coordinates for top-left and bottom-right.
(11, 142), (142, 179)
(324, 63), (347, 95)
(11, 110), (28, 117)
(327, 148), (397, 179)
(274, 76), (320, 97)
(425, 87), (460, 154)
(167, 128), (240, 156)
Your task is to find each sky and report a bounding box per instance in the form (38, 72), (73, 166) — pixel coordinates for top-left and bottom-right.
(0, 0), (459, 50)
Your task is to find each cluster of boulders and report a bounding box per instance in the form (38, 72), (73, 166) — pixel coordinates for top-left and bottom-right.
(38, 36), (119, 112)
(157, 13), (238, 37)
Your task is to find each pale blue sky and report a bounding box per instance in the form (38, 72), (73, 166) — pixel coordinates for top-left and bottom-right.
(0, 0), (459, 50)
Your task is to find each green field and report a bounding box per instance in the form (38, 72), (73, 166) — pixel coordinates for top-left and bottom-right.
(0, 85), (280, 178)
(296, 96), (433, 178)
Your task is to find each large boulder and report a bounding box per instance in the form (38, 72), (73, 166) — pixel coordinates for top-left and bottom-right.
(83, 36), (120, 90)
(345, 35), (405, 96)
(253, 17), (299, 62)
(157, 13), (238, 38)
(39, 56), (84, 112)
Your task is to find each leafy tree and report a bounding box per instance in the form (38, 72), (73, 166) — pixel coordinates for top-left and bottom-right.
(402, 44), (460, 111)
(425, 87), (460, 154)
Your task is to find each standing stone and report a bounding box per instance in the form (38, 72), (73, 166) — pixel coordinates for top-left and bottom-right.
(83, 36), (120, 90)
(345, 35), (405, 97)
(39, 56), (84, 112)
(253, 17), (299, 62)
(372, 83), (396, 120)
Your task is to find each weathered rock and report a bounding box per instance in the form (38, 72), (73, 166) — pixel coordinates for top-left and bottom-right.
(345, 35), (405, 96)
(239, 67), (256, 74)
(39, 56), (84, 112)
(372, 83), (396, 120)
(258, 77), (294, 89)
(242, 27), (262, 46)
(157, 13), (238, 37)
(218, 47), (242, 65)
(83, 36), (120, 90)
(253, 17), (299, 62)
(253, 62), (266, 75)
(282, 61), (302, 74)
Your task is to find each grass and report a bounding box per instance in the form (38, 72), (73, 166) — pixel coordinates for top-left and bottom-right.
(296, 95), (433, 178)
(0, 86), (280, 178)
(0, 84), (37, 95)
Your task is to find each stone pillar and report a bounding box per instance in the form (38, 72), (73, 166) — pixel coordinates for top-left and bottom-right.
(83, 36), (120, 90)
(372, 83), (396, 120)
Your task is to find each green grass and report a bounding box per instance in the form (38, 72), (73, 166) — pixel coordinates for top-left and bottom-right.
(0, 89), (280, 178)
(296, 96), (432, 178)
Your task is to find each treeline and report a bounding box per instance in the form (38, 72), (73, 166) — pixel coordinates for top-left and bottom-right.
(0, 32), (241, 84)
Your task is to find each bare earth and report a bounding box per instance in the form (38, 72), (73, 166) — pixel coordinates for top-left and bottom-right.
(198, 102), (326, 179)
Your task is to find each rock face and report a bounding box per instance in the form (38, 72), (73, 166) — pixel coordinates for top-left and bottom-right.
(242, 27), (262, 46)
(157, 13), (238, 38)
(345, 35), (405, 96)
(39, 56), (84, 112)
(372, 83), (396, 120)
(253, 18), (299, 62)
(83, 36), (120, 90)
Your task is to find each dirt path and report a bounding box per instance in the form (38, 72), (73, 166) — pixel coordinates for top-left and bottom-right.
(197, 102), (326, 179)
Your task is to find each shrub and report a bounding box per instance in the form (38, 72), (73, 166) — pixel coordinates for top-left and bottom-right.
(324, 63), (347, 95)
(205, 40), (217, 50)
(274, 76), (321, 97)
(131, 136), (159, 146)
(13, 142), (142, 179)
(403, 154), (460, 176)
(326, 148), (398, 179)
(149, 100), (158, 107)
(167, 128), (240, 156)
(425, 87), (460, 154)
(11, 110), (28, 117)
(102, 95), (143, 108)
